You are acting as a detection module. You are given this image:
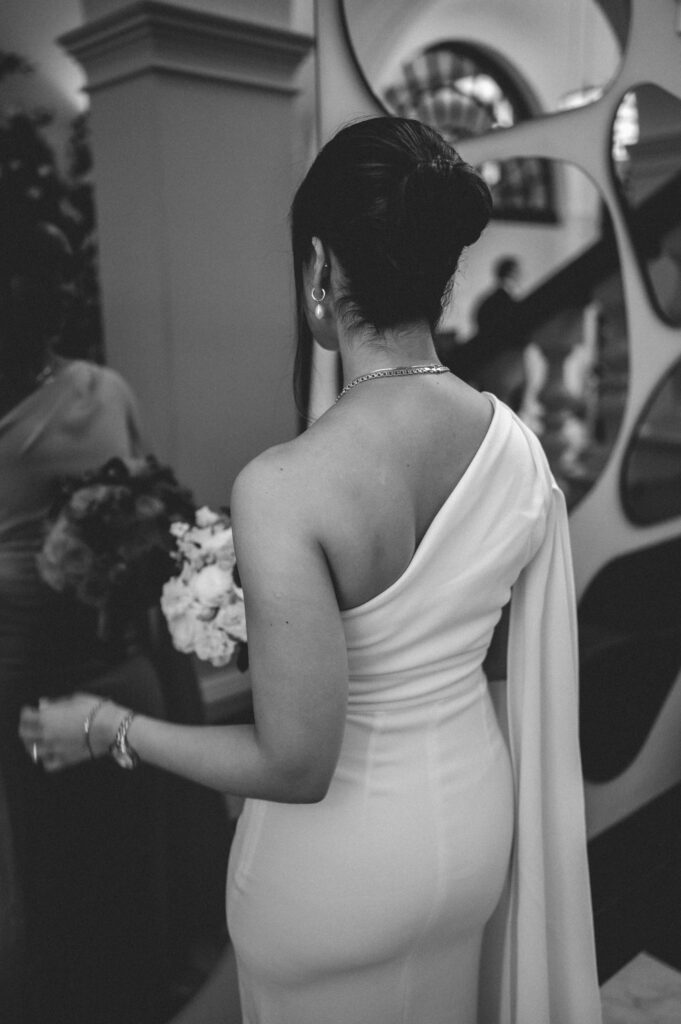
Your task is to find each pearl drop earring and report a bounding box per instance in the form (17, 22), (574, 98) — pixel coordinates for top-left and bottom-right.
(311, 286), (326, 320)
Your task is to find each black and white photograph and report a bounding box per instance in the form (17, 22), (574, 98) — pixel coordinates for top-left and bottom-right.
(1, 2), (681, 1022)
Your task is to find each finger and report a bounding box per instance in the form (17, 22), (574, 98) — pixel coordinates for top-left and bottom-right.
(18, 718), (43, 743)
(19, 725), (43, 746)
(19, 706), (42, 727)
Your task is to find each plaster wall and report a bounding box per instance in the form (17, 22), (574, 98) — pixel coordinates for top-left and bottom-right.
(86, 57), (306, 504)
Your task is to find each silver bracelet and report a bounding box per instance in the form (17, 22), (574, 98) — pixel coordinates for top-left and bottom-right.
(109, 711), (140, 770)
(83, 699), (109, 759)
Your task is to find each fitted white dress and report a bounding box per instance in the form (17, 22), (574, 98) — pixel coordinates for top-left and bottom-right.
(226, 397), (602, 1024)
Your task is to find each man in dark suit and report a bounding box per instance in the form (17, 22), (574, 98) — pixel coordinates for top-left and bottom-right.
(464, 256), (527, 412)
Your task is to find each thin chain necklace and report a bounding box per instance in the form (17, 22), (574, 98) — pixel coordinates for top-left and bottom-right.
(336, 363), (450, 402)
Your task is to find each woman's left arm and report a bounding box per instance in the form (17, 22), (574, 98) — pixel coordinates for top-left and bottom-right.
(19, 451), (349, 803)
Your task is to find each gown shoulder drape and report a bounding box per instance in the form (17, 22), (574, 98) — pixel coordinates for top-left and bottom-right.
(479, 409), (601, 1024)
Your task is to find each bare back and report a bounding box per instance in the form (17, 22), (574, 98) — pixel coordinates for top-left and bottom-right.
(294, 374), (494, 612)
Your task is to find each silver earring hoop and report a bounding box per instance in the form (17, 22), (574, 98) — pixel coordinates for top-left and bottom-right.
(311, 286), (326, 320)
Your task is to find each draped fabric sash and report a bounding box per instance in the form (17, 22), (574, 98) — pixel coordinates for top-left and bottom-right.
(479, 422), (602, 1024)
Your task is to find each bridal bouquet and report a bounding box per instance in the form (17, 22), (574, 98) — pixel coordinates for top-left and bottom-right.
(161, 507), (248, 669)
(38, 456), (196, 640)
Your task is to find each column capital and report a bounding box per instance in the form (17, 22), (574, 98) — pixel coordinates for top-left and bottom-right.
(61, 0), (314, 95)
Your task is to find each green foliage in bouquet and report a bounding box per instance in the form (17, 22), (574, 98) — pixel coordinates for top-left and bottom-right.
(38, 457), (196, 641)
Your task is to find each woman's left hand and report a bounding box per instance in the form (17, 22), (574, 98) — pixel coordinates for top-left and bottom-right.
(19, 694), (112, 772)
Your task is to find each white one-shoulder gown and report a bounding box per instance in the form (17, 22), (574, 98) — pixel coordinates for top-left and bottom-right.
(226, 397), (602, 1024)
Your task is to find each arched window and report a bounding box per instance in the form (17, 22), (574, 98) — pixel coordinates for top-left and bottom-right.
(383, 43), (557, 223)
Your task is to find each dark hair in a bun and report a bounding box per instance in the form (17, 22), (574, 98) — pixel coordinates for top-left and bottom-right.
(291, 116), (492, 409)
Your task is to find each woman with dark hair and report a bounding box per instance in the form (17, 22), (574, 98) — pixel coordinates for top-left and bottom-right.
(20, 118), (601, 1024)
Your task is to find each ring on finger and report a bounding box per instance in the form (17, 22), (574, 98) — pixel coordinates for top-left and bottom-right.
(31, 742), (39, 764)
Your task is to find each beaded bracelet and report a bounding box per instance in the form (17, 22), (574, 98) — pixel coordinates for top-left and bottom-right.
(83, 698), (109, 759)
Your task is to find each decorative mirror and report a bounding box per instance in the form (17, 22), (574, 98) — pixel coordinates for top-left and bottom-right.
(341, 0), (631, 126)
(622, 357), (681, 524)
(578, 535), (681, 782)
(436, 158), (628, 510)
(611, 83), (681, 325)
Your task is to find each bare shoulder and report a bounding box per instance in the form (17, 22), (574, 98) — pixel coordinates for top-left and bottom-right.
(229, 438), (341, 606)
(230, 437), (326, 536)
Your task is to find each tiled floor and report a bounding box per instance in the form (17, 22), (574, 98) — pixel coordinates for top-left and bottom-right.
(601, 952), (681, 1023)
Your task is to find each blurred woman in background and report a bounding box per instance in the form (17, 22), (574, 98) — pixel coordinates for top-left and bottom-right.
(1, 221), (228, 1024)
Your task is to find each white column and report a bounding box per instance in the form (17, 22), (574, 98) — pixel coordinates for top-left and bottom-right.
(62, 1), (314, 504)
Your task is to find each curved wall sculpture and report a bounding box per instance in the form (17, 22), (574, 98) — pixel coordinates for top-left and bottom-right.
(315, 0), (681, 836)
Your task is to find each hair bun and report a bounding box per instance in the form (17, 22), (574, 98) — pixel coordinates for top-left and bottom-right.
(451, 162), (493, 246)
(407, 156), (492, 249)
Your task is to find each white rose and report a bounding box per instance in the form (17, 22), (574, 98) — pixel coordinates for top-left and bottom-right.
(161, 576), (193, 619)
(168, 614), (198, 654)
(175, 530), (213, 572)
(200, 528), (232, 552)
(195, 506), (221, 528)
(190, 565), (233, 606)
(215, 599), (247, 642)
(188, 526), (214, 547)
(194, 621), (235, 666)
(202, 527), (235, 563)
(181, 546), (207, 572)
(196, 604), (218, 622)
